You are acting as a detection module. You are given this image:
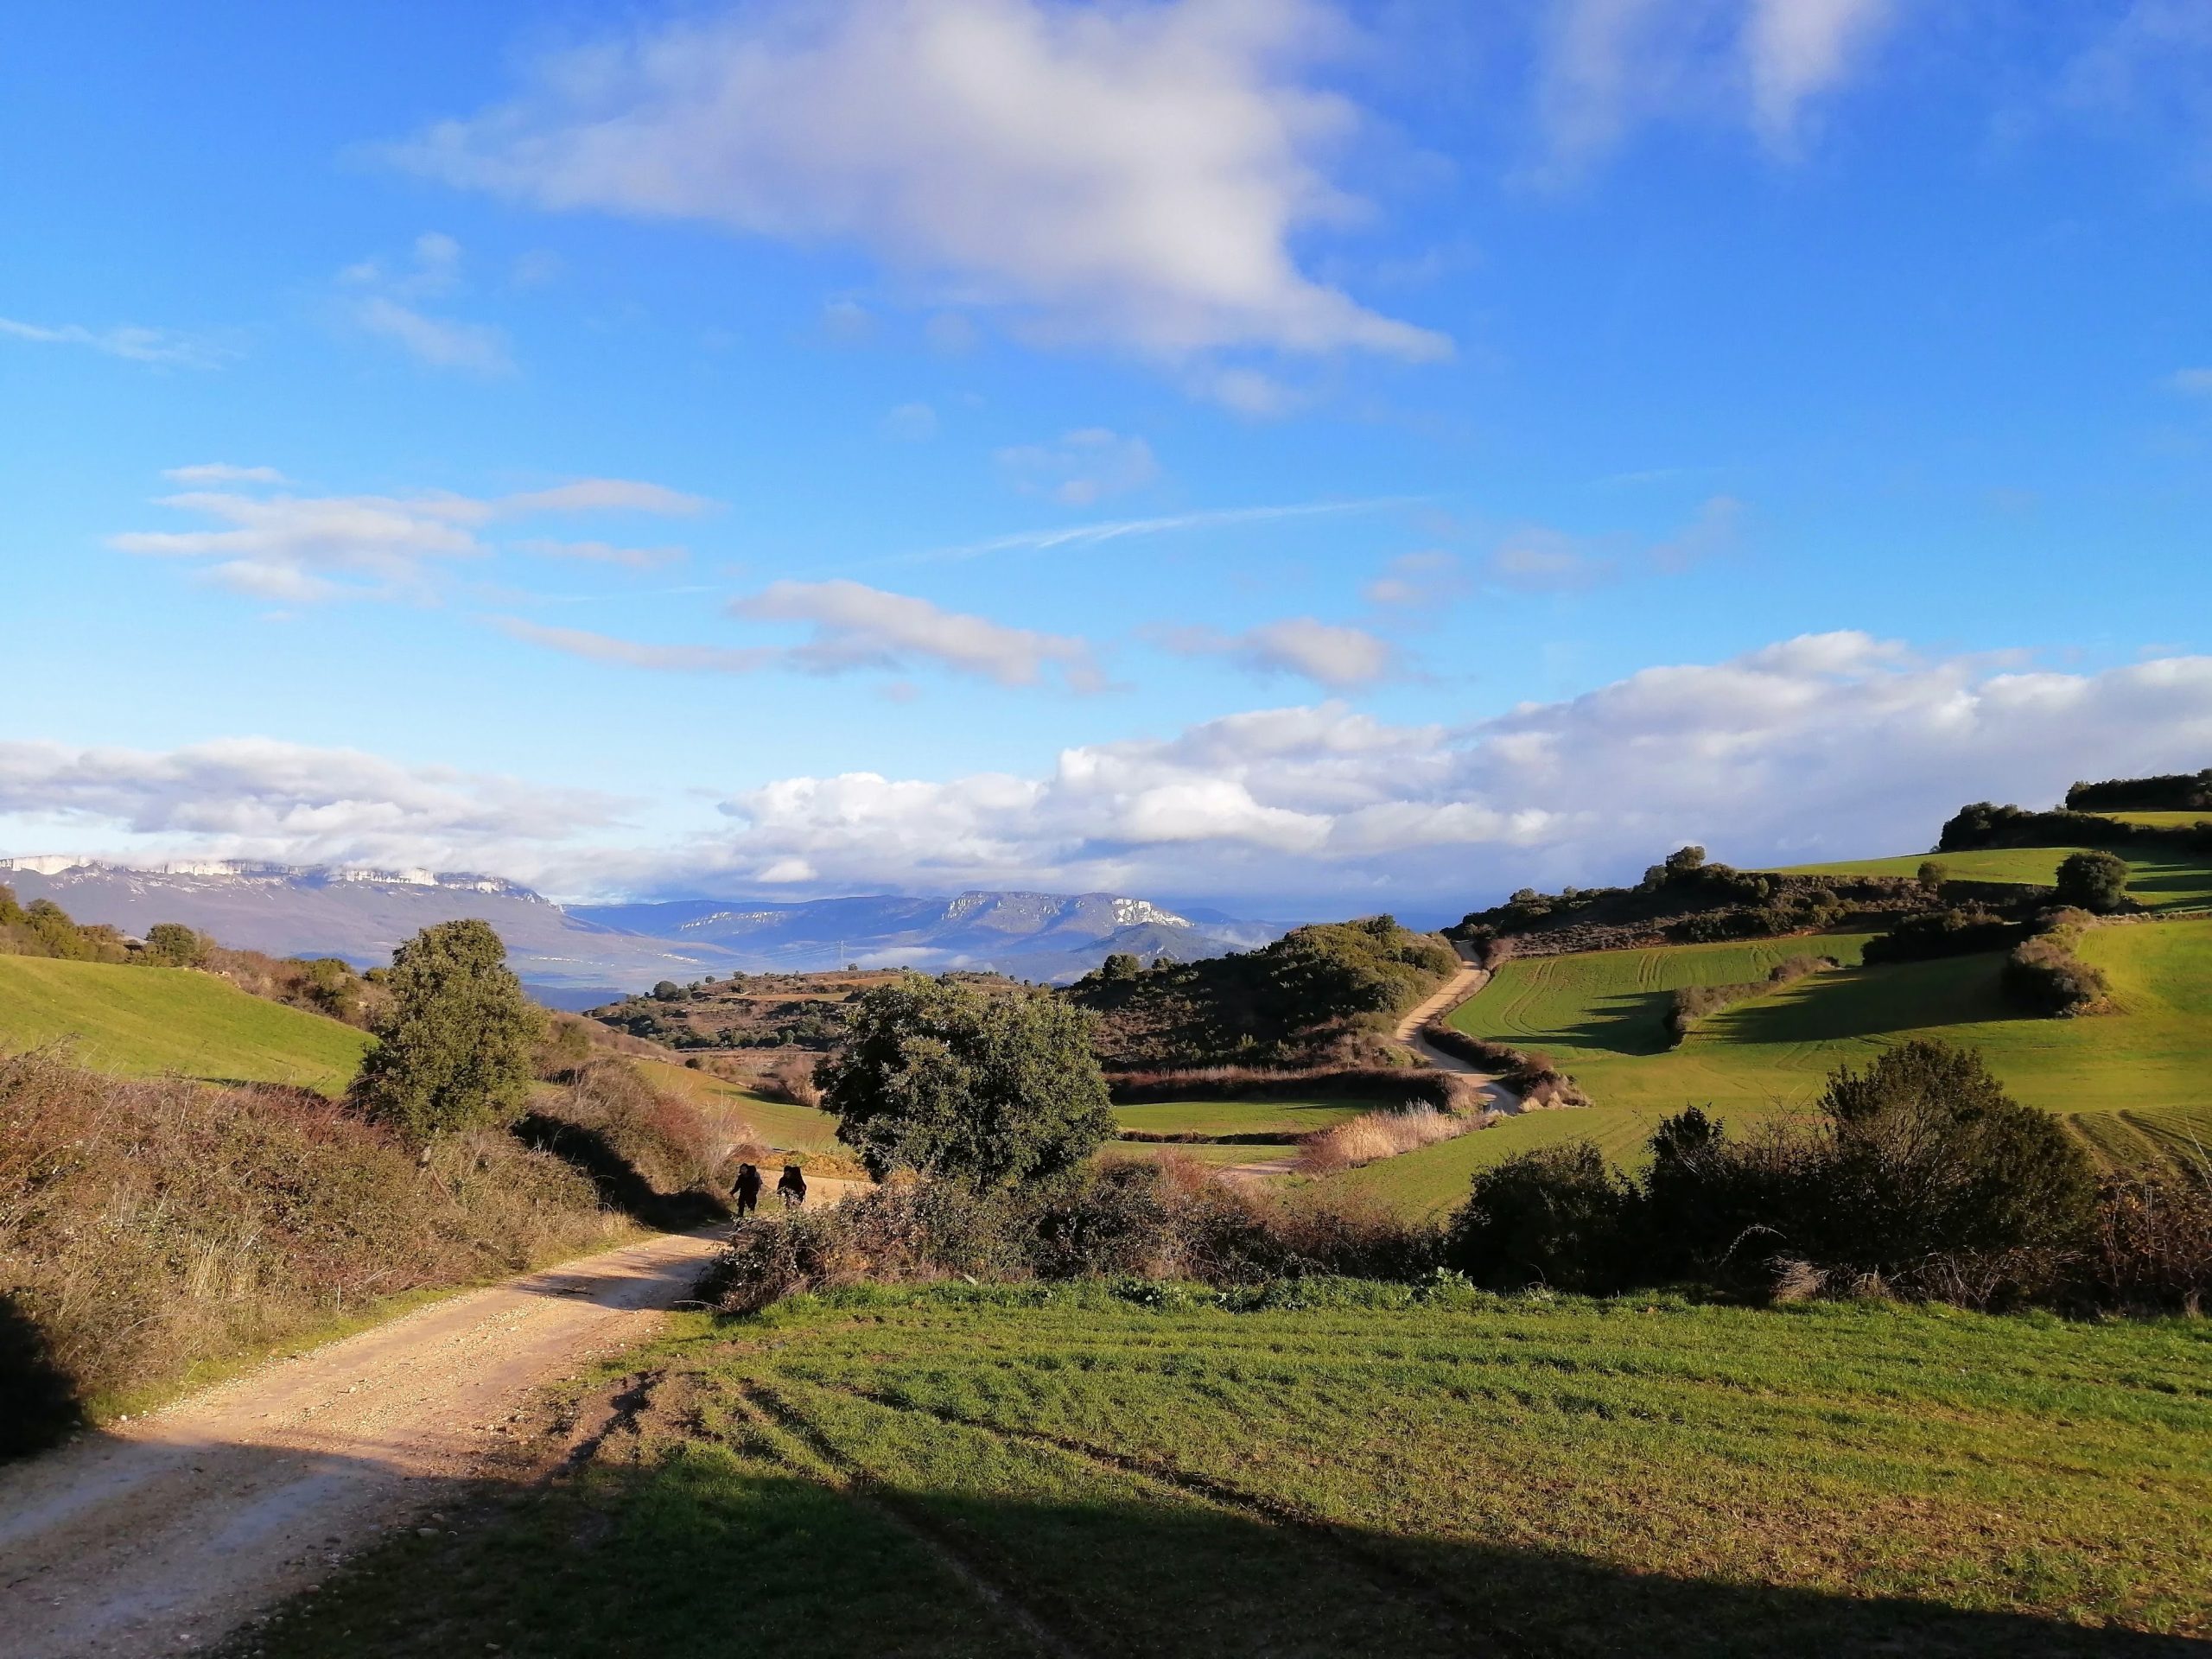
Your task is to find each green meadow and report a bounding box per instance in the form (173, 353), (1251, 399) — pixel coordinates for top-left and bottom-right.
(1111, 1097), (1367, 1139)
(0, 956), (369, 1093)
(243, 1283), (2212, 1656)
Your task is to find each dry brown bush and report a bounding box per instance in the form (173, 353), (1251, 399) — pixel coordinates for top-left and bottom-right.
(0, 1047), (619, 1435)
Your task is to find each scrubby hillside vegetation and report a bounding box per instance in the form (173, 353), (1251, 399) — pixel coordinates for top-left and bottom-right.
(1069, 914), (1459, 1071)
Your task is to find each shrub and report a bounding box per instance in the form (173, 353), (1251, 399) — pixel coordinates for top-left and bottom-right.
(819, 975), (1113, 1186)
(698, 1160), (1433, 1314)
(1663, 956), (1830, 1042)
(2087, 1162), (2212, 1312)
(1440, 1143), (1633, 1293)
(349, 920), (543, 1145)
(521, 1058), (737, 1219)
(0, 1048), (613, 1451)
(1812, 1040), (2095, 1296)
(2001, 911), (2110, 1016)
(141, 922), (210, 967)
(2053, 849), (2130, 913)
(1861, 906), (2023, 965)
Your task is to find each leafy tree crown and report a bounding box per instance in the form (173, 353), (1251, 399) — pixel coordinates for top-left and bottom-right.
(349, 918), (542, 1144)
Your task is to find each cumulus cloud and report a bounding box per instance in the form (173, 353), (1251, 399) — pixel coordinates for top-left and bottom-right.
(16, 639), (2212, 913)
(1536, 0), (1897, 175)
(0, 316), (229, 369)
(995, 428), (1160, 505)
(0, 737), (619, 872)
(616, 638), (2212, 911)
(111, 470), (710, 601)
(733, 580), (1105, 690)
(390, 0), (1448, 376)
(1162, 617), (1399, 689)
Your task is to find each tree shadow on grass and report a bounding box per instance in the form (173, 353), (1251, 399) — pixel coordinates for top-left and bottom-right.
(1708, 958), (2013, 1046)
(1545, 988), (1678, 1058)
(239, 1456), (2202, 1659)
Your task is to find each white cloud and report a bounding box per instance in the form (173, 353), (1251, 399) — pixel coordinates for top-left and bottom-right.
(391, 0), (1448, 375)
(1744, 0), (1895, 147)
(1363, 550), (1465, 609)
(995, 428), (1160, 505)
(512, 538), (687, 569)
(1162, 617), (1398, 689)
(1535, 0), (1897, 175)
(355, 296), (513, 375)
(2170, 367), (2212, 397)
(0, 316), (228, 369)
(111, 470), (712, 601)
(0, 737), (618, 871)
(162, 463), (288, 486)
(1479, 494), (1745, 591)
(2066, 1), (2212, 181)
(732, 579), (1105, 691)
(18, 640), (2212, 913)
(500, 479), (709, 515)
(493, 618), (772, 674)
(340, 234), (512, 373)
(622, 638), (2212, 910)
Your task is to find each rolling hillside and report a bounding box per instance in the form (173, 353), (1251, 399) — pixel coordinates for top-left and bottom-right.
(0, 957), (371, 1093)
(1366, 917), (2212, 1217)
(1769, 846), (2212, 908)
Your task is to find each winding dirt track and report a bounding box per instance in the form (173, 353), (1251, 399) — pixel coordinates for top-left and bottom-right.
(0, 1225), (746, 1658)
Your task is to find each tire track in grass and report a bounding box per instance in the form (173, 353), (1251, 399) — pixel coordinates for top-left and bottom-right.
(803, 1377), (1516, 1657)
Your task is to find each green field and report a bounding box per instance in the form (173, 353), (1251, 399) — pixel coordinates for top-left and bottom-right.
(633, 1057), (848, 1153)
(1112, 1097), (1367, 1139)
(0, 956), (369, 1092)
(1098, 1140), (1275, 1168)
(1768, 844), (2212, 911)
(1427, 919), (2212, 1199)
(244, 1283), (2211, 1656)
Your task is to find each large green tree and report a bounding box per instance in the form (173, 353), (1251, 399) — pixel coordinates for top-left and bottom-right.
(817, 975), (1113, 1186)
(349, 919), (541, 1144)
(2053, 849), (2129, 913)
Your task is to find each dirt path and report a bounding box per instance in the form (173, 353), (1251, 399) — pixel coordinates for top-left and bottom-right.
(1393, 964), (1522, 1115)
(0, 1191), (855, 1659)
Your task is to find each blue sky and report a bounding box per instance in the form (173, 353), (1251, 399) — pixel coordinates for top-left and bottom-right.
(3, 0), (2209, 921)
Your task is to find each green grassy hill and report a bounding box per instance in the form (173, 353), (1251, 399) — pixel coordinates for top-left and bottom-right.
(0, 956), (369, 1093)
(1382, 918), (2212, 1217)
(632, 1056), (849, 1154)
(1769, 846), (2212, 908)
(242, 1283), (2212, 1656)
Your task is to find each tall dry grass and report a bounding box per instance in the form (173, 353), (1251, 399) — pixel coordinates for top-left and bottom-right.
(1298, 1102), (1497, 1173)
(0, 1047), (621, 1443)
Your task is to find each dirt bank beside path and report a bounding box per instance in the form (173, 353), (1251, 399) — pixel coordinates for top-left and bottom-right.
(0, 1188), (858, 1659)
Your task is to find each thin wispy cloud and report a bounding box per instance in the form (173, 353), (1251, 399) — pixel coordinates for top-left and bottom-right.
(908, 497), (1422, 565)
(0, 316), (230, 369)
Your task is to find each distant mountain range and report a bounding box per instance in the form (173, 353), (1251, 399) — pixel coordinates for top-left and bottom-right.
(0, 857), (1276, 1007)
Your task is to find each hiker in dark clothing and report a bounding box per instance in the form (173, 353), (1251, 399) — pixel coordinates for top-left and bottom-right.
(777, 1163), (808, 1210)
(733, 1162), (763, 1217)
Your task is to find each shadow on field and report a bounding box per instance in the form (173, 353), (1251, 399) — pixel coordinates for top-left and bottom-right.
(515, 1112), (728, 1230)
(1713, 957), (2010, 1046)
(1552, 989), (1677, 1057)
(0, 1293), (82, 1460)
(239, 1457), (2201, 1659)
